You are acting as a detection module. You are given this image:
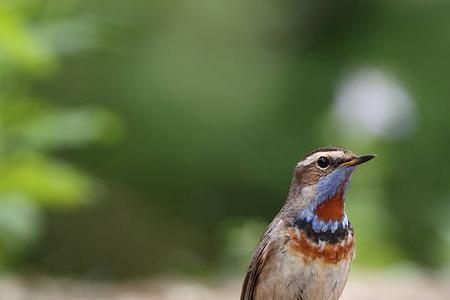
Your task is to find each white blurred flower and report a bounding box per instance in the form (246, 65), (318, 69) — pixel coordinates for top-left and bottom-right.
(333, 67), (416, 140)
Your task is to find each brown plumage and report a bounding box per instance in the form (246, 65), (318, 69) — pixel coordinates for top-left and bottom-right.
(241, 147), (375, 300)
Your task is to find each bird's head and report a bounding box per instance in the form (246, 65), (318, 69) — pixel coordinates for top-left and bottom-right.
(287, 147), (375, 233)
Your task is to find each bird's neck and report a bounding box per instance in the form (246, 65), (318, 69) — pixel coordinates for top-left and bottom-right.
(284, 167), (355, 237)
(314, 191), (345, 222)
(290, 189), (351, 245)
(294, 190), (349, 234)
(293, 176), (354, 234)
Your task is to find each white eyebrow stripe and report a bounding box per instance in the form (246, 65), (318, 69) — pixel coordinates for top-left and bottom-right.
(297, 151), (345, 167)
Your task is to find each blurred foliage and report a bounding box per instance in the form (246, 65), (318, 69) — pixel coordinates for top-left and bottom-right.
(0, 1), (121, 268)
(0, 0), (448, 279)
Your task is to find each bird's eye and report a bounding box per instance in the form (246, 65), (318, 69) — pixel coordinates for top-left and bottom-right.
(317, 156), (330, 169)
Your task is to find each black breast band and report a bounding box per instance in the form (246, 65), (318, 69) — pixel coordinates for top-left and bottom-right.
(293, 218), (352, 244)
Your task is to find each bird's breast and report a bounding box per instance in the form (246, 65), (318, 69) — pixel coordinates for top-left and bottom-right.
(287, 226), (354, 264)
(254, 225), (354, 300)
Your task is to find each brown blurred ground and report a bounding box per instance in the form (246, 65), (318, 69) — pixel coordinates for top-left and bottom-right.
(0, 271), (448, 300)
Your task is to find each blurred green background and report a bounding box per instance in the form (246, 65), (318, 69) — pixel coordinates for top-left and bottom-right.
(0, 0), (448, 281)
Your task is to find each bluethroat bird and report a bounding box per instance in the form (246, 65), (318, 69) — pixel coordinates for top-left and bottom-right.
(241, 147), (375, 300)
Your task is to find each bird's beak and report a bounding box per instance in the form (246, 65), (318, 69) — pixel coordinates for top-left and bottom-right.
(340, 154), (376, 167)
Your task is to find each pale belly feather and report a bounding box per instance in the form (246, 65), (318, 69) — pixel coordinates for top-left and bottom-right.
(254, 230), (354, 300)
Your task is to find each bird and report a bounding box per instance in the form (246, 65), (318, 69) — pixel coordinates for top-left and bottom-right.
(241, 146), (375, 300)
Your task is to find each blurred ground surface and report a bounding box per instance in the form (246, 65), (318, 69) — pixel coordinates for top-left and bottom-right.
(0, 271), (448, 300)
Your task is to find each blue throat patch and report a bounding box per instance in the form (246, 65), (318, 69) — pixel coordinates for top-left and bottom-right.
(296, 166), (355, 233)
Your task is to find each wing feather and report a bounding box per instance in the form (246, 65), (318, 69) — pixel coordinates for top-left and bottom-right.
(240, 220), (278, 300)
